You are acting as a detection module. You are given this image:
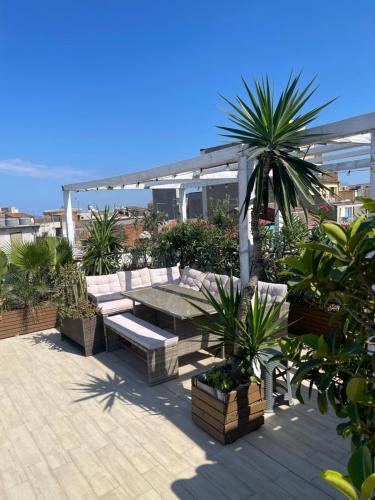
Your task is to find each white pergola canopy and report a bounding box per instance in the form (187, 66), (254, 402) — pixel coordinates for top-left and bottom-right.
(63, 112), (375, 285)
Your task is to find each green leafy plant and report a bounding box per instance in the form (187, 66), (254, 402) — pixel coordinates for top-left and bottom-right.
(208, 197), (237, 230)
(82, 207), (124, 275)
(219, 73), (335, 305)
(204, 365), (237, 392)
(192, 278), (288, 389)
(259, 215), (309, 282)
(142, 211), (165, 235)
(0, 250), (13, 315)
(153, 220), (239, 275)
(54, 263), (96, 320)
(123, 237), (153, 270)
(279, 199), (375, 498)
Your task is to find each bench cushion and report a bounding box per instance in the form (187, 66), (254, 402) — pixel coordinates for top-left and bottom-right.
(149, 266), (180, 286)
(97, 298), (134, 316)
(86, 274), (121, 295)
(117, 268), (151, 291)
(104, 313), (178, 349)
(201, 273), (229, 296)
(179, 267), (206, 291)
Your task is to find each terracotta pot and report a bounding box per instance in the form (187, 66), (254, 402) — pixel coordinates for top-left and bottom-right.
(191, 376), (265, 444)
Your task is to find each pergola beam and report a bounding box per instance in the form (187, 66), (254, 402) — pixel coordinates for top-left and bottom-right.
(63, 144), (243, 192)
(320, 158), (370, 173)
(296, 112), (375, 145)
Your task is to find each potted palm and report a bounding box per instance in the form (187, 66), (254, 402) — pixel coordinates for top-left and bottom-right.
(191, 278), (288, 444)
(0, 238), (72, 339)
(55, 263), (104, 356)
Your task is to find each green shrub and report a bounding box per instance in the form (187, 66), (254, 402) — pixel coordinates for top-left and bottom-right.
(153, 220), (239, 275)
(279, 199), (375, 498)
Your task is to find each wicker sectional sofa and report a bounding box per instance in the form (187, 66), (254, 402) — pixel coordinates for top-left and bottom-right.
(84, 267), (289, 384)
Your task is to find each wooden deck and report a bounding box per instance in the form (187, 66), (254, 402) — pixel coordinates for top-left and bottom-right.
(0, 329), (349, 499)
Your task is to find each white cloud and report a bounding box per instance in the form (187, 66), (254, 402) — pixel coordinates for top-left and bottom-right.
(0, 158), (91, 180)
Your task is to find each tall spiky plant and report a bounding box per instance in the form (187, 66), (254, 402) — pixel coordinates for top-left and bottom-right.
(82, 207), (124, 275)
(219, 73), (335, 307)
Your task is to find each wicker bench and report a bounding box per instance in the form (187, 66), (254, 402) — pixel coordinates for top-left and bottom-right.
(103, 313), (179, 385)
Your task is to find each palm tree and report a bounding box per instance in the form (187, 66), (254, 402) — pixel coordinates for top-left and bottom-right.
(82, 207), (124, 275)
(218, 73), (335, 311)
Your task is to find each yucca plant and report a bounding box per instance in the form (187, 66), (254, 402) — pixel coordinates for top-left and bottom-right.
(82, 207), (124, 275)
(219, 73), (335, 297)
(192, 278), (288, 385)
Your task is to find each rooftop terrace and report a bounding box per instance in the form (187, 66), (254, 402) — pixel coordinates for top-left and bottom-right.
(0, 328), (348, 500)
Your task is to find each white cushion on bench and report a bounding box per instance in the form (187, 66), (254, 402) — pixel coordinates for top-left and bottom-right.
(97, 298), (134, 316)
(149, 266), (180, 286)
(117, 268), (151, 291)
(104, 313), (178, 350)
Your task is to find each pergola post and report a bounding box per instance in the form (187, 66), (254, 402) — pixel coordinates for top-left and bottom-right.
(178, 187), (187, 221)
(371, 131), (375, 199)
(63, 189), (75, 246)
(202, 187), (208, 219)
(238, 155), (255, 286)
(274, 203), (284, 233)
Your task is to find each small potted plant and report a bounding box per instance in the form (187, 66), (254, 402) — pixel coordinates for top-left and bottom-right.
(191, 279), (288, 444)
(55, 263), (104, 356)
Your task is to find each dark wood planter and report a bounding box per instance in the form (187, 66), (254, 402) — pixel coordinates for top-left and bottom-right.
(60, 315), (105, 356)
(192, 376), (265, 444)
(288, 303), (335, 338)
(0, 303), (58, 340)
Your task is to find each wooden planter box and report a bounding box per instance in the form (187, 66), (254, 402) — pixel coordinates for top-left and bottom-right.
(60, 316), (105, 356)
(288, 303), (335, 338)
(0, 303), (58, 339)
(192, 376), (265, 444)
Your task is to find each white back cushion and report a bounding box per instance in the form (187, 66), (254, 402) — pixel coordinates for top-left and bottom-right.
(149, 266), (180, 286)
(85, 274), (121, 295)
(117, 268), (151, 291)
(179, 267), (206, 291)
(255, 281), (288, 303)
(201, 273), (229, 296)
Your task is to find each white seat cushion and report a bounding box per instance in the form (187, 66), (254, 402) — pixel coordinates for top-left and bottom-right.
(149, 266), (180, 286)
(201, 273), (229, 296)
(86, 274), (121, 295)
(97, 298), (134, 316)
(178, 267), (206, 291)
(104, 313), (178, 349)
(88, 291), (123, 304)
(255, 281), (288, 303)
(117, 268), (151, 291)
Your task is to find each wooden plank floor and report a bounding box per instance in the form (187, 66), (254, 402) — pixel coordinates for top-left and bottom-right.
(0, 329), (349, 499)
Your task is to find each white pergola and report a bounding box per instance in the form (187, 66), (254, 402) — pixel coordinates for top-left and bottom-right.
(63, 112), (375, 285)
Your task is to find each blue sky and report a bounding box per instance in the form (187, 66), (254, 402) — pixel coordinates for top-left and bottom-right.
(0, 0), (374, 214)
